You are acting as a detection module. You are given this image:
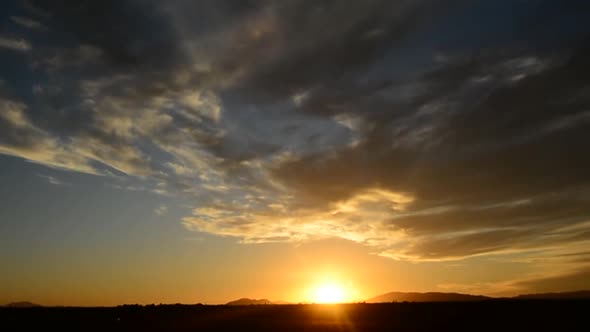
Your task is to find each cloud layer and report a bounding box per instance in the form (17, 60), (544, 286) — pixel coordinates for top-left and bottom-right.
(1, 0), (590, 270)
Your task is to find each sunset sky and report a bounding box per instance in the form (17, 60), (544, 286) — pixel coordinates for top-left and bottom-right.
(2, 0), (590, 306)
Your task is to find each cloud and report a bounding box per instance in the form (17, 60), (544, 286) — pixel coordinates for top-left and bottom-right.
(0, 96), (96, 174)
(0, 37), (31, 51)
(35, 45), (103, 70)
(37, 174), (66, 186)
(183, 187), (413, 244)
(264, 38), (590, 261)
(10, 16), (43, 30)
(155, 205), (168, 216)
(0, 0), (590, 276)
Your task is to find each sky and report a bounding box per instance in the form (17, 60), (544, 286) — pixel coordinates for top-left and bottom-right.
(1, 0), (590, 306)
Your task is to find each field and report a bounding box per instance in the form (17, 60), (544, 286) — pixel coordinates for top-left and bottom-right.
(2, 300), (588, 331)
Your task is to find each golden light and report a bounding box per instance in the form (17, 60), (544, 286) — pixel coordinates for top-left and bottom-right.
(312, 283), (346, 304)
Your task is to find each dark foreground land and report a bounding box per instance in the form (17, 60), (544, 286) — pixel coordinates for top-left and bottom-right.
(2, 301), (588, 331)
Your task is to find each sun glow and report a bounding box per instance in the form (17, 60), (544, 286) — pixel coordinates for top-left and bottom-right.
(312, 283), (347, 304)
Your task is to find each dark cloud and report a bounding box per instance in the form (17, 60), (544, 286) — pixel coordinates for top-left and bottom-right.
(273, 42), (590, 202)
(226, 0), (444, 101)
(406, 229), (533, 260)
(27, 0), (180, 69)
(261, 2), (590, 261)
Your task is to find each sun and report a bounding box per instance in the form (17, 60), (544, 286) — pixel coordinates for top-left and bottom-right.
(312, 283), (346, 304)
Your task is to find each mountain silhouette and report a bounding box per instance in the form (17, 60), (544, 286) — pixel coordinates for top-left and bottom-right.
(226, 298), (274, 305)
(4, 301), (42, 307)
(513, 290), (590, 300)
(366, 292), (490, 303)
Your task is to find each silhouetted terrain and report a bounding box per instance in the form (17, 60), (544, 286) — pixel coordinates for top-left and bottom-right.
(513, 290), (590, 300)
(366, 291), (490, 303)
(226, 298), (274, 305)
(3, 301), (41, 308)
(366, 290), (590, 302)
(1, 301), (588, 331)
(225, 298), (293, 305)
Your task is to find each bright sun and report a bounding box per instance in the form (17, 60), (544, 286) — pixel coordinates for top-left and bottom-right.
(312, 283), (346, 304)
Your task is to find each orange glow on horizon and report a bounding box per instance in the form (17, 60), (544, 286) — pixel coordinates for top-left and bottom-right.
(310, 281), (355, 304)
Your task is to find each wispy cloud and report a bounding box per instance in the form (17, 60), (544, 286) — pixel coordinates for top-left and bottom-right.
(0, 36), (31, 52)
(10, 16), (43, 30)
(155, 205), (168, 216)
(36, 174), (66, 186)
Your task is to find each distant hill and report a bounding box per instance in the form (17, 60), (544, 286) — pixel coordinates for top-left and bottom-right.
(513, 290), (590, 300)
(4, 301), (42, 308)
(226, 298), (274, 305)
(366, 292), (490, 303)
